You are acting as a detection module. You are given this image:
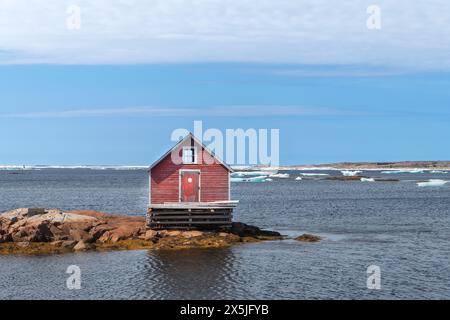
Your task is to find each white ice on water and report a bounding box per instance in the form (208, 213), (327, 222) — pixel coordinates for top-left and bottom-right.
(381, 169), (424, 174)
(231, 171), (276, 178)
(341, 170), (362, 176)
(300, 173), (329, 176)
(360, 177), (375, 182)
(230, 176), (268, 183)
(416, 179), (448, 187)
(269, 173), (290, 179)
(231, 170), (290, 182)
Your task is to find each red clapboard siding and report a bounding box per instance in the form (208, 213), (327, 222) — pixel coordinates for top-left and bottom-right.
(150, 138), (230, 204)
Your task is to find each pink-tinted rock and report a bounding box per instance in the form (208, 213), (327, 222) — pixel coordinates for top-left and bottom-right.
(181, 231), (204, 238)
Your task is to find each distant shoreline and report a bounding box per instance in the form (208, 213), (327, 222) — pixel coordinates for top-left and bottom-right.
(255, 161), (450, 171)
(1, 161), (450, 171)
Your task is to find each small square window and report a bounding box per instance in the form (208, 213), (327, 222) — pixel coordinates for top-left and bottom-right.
(182, 147), (197, 164)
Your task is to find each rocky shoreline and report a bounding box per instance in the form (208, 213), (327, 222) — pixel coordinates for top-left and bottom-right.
(305, 161), (450, 170)
(0, 208), (288, 255)
(256, 161), (450, 171)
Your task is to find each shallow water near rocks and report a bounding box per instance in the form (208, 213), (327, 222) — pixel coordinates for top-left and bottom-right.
(1, 169), (450, 299)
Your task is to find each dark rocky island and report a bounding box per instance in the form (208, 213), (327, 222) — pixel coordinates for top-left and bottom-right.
(280, 161), (450, 170)
(0, 208), (285, 254)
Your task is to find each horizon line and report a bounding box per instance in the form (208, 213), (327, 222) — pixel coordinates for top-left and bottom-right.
(1, 160), (450, 168)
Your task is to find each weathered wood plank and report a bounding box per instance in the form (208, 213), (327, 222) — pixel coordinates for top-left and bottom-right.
(151, 210), (232, 215)
(149, 220), (232, 225)
(149, 203), (237, 209)
(150, 215), (232, 220)
(147, 206), (233, 229)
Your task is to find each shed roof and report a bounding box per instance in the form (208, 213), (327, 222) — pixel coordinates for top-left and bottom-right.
(149, 133), (233, 172)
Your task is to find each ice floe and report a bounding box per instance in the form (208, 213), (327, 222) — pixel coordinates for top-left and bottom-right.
(381, 169), (424, 174)
(231, 170), (291, 182)
(416, 179), (448, 187)
(231, 171), (276, 178)
(300, 173), (329, 177)
(341, 170), (362, 176)
(269, 173), (290, 179)
(231, 176), (268, 183)
(360, 177), (375, 182)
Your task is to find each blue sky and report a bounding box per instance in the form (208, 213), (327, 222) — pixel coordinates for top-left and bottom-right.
(1, 1), (450, 165)
(1, 64), (449, 165)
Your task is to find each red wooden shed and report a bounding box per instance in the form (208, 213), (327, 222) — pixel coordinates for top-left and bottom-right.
(147, 133), (237, 229)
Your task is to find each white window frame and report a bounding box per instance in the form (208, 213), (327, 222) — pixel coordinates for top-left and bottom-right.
(182, 146), (198, 164)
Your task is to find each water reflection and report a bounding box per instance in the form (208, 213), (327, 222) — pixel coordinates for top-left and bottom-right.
(142, 248), (238, 299)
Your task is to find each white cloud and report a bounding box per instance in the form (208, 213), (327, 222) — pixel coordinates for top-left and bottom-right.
(0, 0), (450, 69)
(0, 105), (360, 118)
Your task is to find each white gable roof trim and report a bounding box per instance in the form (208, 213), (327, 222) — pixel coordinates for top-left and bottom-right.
(149, 133), (234, 172)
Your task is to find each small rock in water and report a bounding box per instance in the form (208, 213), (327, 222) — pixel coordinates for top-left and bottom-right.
(294, 234), (321, 242)
(326, 176), (366, 181)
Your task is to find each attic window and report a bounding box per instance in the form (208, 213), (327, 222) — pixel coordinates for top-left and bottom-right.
(182, 146), (197, 164)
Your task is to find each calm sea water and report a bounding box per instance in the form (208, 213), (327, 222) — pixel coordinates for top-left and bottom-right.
(1, 169), (449, 299)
